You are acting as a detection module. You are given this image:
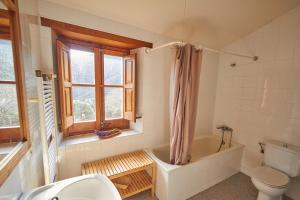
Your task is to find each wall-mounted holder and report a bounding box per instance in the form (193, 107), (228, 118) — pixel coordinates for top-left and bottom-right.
(230, 63), (236, 67)
(259, 142), (265, 154)
(28, 97), (39, 103)
(35, 70), (57, 80)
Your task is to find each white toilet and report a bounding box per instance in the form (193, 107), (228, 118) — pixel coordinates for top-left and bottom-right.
(251, 140), (300, 200)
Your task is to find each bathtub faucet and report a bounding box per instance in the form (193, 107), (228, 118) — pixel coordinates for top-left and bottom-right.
(216, 125), (234, 152)
(216, 125), (233, 132)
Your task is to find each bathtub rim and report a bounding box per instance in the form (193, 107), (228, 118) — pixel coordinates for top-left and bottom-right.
(146, 135), (244, 172)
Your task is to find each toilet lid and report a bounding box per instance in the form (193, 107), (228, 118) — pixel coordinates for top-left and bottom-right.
(252, 166), (289, 188)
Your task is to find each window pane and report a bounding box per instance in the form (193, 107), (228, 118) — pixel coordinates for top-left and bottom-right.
(0, 84), (19, 128)
(105, 87), (123, 119)
(104, 55), (123, 85)
(70, 49), (95, 84)
(73, 87), (96, 122)
(0, 40), (15, 81)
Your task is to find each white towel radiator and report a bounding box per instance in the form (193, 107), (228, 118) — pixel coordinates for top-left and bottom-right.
(36, 71), (58, 184)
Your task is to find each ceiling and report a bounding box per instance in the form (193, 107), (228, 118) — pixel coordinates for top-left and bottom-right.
(45, 0), (300, 49)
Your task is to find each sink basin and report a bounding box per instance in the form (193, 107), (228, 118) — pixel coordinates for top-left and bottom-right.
(20, 174), (121, 200)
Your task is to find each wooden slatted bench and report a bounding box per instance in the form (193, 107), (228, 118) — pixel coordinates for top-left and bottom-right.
(81, 150), (156, 199)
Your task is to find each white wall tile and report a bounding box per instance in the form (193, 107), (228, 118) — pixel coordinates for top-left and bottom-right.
(213, 5), (300, 200)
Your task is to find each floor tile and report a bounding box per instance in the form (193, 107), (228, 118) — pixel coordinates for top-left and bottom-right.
(127, 173), (293, 200)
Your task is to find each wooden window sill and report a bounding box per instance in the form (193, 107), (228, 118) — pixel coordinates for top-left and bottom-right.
(0, 141), (31, 185)
(60, 130), (142, 147)
(0, 142), (19, 161)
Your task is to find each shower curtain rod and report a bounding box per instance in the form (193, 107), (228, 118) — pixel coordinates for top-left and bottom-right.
(145, 41), (258, 61)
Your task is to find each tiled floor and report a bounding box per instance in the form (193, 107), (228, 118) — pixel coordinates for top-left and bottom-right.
(127, 173), (293, 200)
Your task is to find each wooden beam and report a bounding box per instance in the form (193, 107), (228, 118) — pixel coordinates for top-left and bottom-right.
(0, 10), (10, 39)
(0, 25), (10, 33)
(58, 36), (130, 54)
(0, 9), (9, 18)
(41, 17), (153, 50)
(0, 0), (16, 11)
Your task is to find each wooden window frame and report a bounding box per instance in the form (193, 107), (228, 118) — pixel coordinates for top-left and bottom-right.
(101, 50), (129, 130)
(68, 46), (97, 135)
(65, 41), (130, 136)
(0, 38), (23, 143)
(0, 0), (31, 186)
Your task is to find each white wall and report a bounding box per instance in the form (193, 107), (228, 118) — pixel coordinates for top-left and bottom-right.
(195, 51), (219, 137)
(0, 0), (45, 199)
(37, 0), (219, 179)
(57, 46), (173, 179)
(213, 6), (300, 199)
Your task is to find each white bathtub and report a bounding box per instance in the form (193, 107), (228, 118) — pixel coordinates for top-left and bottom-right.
(146, 136), (244, 200)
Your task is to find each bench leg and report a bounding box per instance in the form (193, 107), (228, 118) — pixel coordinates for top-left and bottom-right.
(151, 164), (156, 197)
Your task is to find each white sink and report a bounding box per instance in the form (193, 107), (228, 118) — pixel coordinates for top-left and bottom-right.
(20, 174), (122, 200)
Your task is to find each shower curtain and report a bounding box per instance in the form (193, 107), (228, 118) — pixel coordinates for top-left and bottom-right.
(170, 44), (202, 165)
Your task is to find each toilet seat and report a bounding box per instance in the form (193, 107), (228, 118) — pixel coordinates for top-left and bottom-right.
(252, 166), (290, 188)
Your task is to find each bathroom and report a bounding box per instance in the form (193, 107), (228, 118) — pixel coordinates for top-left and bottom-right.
(0, 0), (299, 199)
